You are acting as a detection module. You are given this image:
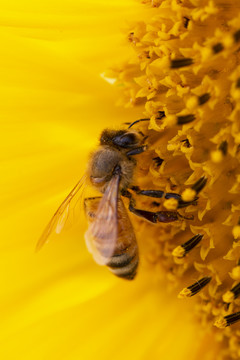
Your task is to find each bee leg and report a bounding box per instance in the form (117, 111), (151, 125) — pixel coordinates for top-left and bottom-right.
(130, 177), (207, 208)
(128, 199), (191, 223)
(130, 187), (197, 209)
(84, 196), (102, 215)
(126, 145), (147, 156)
(121, 189), (132, 199)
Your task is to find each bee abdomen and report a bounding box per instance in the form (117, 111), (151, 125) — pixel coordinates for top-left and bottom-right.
(107, 250), (139, 280)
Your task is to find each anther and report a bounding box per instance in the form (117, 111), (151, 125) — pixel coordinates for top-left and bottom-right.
(172, 234), (203, 258)
(171, 58), (194, 69)
(233, 29), (240, 43)
(219, 140), (228, 155)
(153, 156), (164, 167)
(178, 276), (212, 298)
(192, 177), (207, 194)
(183, 17), (190, 29)
(180, 138), (191, 148)
(214, 311), (240, 328)
(158, 111), (166, 119)
(177, 114), (195, 125)
(236, 78), (240, 88)
(212, 42), (224, 54)
(223, 282), (240, 303)
(198, 93), (210, 105)
(182, 177), (207, 202)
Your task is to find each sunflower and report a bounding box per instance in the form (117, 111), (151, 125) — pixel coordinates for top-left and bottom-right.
(1, 0), (240, 359)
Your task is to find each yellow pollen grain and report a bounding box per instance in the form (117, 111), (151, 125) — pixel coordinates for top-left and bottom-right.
(164, 198), (178, 210)
(232, 88), (240, 100)
(201, 47), (212, 61)
(234, 134), (240, 144)
(186, 96), (198, 110)
(214, 317), (227, 329)
(178, 287), (192, 299)
(172, 245), (185, 258)
(181, 188), (196, 202)
(165, 115), (177, 127)
(223, 290), (234, 303)
(211, 150), (223, 163)
(232, 225), (240, 239)
(230, 266), (240, 280)
(222, 34), (234, 48)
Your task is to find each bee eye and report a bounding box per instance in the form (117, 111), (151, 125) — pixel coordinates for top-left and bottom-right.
(113, 132), (138, 148)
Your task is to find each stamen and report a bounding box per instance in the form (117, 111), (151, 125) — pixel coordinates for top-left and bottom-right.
(215, 311), (240, 328)
(198, 93), (210, 105)
(153, 156), (164, 167)
(177, 114), (195, 124)
(223, 282), (240, 303)
(180, 138), (191, 148)
(233, 29), (240, 43)
(172, 234), (203, 258)
(178, 277), (212, 298)
(191, 177), (207, 194)
(170, 58), (194, 69)
(182, 177), (207, 202)
(212, 42), (224, 54)
(183, 17), (190, 29)
(219, 140), (228, 155)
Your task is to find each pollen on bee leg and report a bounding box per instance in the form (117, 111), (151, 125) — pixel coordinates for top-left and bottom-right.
(214, 311), (240, 328)
(181, 188), (196, 202)
(178, 276), (212, 299)
(163, 198), (178, 210)
(172, 234), (203, 258)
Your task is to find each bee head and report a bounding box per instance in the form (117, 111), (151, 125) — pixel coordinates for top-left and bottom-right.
(100, 129), (143, 150)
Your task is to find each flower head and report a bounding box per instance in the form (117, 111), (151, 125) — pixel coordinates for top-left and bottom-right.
(106, 0), (240, 358)
(2, 0), (240, 359)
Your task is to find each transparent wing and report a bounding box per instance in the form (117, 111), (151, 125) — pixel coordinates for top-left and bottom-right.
(36, 175), (87, 252)
(84, 174), (120, 265)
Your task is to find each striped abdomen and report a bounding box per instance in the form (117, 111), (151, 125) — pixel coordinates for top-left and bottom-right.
(84, 197), (139, 280)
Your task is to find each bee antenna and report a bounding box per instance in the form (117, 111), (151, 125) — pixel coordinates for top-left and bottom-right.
(128, 118), (150, 129)
(128, 111), (165, 129)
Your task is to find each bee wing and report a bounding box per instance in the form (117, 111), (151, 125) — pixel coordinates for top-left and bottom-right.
(36, 175), (87, 252)
(84, 174), (120, 265)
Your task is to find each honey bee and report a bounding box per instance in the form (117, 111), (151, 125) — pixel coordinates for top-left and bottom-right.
(37, 128), (147, 280)
(37, 126), (202, 280)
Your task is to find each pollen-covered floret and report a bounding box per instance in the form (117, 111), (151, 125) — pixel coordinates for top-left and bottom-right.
(107, 1), (240, 358)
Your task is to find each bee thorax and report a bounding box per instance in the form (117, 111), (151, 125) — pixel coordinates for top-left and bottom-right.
(89, 146), (135, 192)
